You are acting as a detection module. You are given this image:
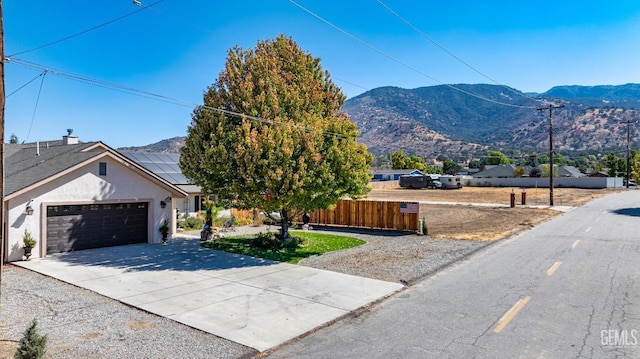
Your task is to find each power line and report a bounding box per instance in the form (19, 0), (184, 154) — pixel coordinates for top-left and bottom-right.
(9, 0), (164, 57)
(6, 70), (46, 97)
(375, 0), (543, 105)
(288, 0), (538, 109)
(25, 71), (46, 142)
(6, 57), (356, 140)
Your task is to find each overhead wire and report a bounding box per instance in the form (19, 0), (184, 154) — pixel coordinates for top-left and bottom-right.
(6, 70), (47, 98)
(375, 0), (544, 105)
(288, 0), (539, 109)
(26, 71), (47, 142)
(6, 57), (355, 140)
(9, 0), (165, 57)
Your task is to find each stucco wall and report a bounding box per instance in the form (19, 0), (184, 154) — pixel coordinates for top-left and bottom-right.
(467, 177), (622, 189)
(6, 156), (178, 262)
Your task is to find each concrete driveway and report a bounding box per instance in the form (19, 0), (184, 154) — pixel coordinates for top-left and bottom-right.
(14, 237), (402, 352)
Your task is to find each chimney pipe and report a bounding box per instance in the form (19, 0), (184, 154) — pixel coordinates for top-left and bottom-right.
(63, 129), (78, 145)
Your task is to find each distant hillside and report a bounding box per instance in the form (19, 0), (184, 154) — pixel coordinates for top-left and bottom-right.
(343, 83), (640, 158)
(121, 83), (640, 159)
(118, 136), (185, 154)
(540, 83), (640, 109)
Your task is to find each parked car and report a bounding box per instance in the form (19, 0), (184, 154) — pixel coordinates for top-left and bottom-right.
(430, 180), (443, 189)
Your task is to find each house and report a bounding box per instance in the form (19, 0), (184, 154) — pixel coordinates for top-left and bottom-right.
(473, 165), (528, 178)
(120, 151), (207, 218)
(557, 165), (585, 178)
(372, 169), (424, 181)
(3, 133), (187, 262)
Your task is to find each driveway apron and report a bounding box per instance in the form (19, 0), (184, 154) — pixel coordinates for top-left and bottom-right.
(14, 238), (402, 352)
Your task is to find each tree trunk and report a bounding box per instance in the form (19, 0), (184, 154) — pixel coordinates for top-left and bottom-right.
(278, 209), (289, 240)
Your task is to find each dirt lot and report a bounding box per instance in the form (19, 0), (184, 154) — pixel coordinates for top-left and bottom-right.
(365, 187), (622, 241)
(367, 186), (619, 207)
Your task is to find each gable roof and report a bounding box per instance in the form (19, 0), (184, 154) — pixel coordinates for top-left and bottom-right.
(372, 169), (424, 176)
(6, 142), (100, 195)
(5, 141), (187, 200)
(557, 165), (585, 178)
(473, 164), (518, 178)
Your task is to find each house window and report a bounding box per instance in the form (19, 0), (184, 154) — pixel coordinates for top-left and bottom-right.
(194, 195), (201, 212)
(99, 162), (107, 176)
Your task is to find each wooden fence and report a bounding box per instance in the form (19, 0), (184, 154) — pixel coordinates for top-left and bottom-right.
(232, 199), (419, 232)
(368, 180), (400, 189)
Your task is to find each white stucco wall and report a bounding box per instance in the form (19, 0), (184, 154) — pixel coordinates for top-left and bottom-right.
(6, 155), (181, 262)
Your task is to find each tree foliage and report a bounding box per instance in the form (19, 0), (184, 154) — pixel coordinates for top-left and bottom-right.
(180, 35), (372, 239)
(442, 159), (462, 175)
(389, 150), (441, 173)
(391, 150), (408, 170)
(14, 319), (47, 359)
(485, 151), (512, 165)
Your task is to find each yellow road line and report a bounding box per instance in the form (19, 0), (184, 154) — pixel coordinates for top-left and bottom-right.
(585, 226), (591, 233)
(595, 217), (601, 222)
(572, 240), (580, 249)
(546, 261), (563, 276)
(493, 296), (531, 333)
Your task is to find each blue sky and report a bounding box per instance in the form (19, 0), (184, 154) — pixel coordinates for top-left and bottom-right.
(4, 0), (640, 148)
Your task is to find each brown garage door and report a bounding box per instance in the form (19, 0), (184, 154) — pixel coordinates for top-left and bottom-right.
(46, 202), (148, 254)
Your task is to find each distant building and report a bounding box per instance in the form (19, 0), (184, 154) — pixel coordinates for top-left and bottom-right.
(372, 169), (424, 181)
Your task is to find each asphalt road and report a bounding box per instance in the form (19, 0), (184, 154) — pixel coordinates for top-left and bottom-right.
(267, 191), (640, 358)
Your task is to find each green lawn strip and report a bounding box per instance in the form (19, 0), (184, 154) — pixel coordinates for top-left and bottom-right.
(201, 230), (365, 264)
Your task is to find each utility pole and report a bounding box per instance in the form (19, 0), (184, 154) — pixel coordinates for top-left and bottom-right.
(0, 0), (5, 312)
(626, 119), (631, 189)
(537, 104), (564, 206)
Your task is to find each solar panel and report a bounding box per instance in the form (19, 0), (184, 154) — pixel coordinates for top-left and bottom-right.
(120, 151), (190, 184)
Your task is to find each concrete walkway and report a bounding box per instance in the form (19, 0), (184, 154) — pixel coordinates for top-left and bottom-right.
(14, 237), (402, 352)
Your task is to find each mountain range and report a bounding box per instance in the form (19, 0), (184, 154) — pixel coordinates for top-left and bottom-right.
(120, 83), (640, 160)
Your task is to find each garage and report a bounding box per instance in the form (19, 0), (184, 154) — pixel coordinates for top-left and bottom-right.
(46, 202), (148, 254)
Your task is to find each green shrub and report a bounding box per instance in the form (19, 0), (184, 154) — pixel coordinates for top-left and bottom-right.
(249, 232), (300, 250)
(14, 319), (48, 359)
(180, 216), (203, 230)
(421, 218), (429, 236)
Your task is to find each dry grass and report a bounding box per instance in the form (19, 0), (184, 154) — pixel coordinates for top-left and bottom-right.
(367, 186), (621, 207)
(366, 187), (622, 241)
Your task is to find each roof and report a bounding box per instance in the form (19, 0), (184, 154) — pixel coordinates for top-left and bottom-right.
(473, 164), (520, 178)
(120, 152), (189, 184)
(372, 169), (424, 175)
(557, 165), (585, 178)
(6, 142), (101, 195)
(5, 141), (187, 199)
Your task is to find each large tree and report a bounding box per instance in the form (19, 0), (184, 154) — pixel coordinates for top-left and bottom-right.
(180, 35), (372, 239)
(485, 150), (512, 165)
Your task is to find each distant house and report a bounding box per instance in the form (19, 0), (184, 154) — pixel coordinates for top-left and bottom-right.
(4, 133), (187, 262)
(372, 169), (424, 181)
(557, 165), (585, 178)
(473, 165), (529, 178)
(474, 164), (584, 179)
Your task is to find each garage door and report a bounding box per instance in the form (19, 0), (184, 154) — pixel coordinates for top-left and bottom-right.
(46, 202), (148, 254)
